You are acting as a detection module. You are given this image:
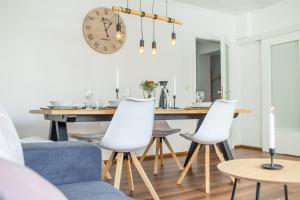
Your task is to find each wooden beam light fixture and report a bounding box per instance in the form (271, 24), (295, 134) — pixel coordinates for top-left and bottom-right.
(113, 0), (182, 55)
(112, 6), (183, 25)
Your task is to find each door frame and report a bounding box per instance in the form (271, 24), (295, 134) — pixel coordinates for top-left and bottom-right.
(261, 31), (300, 153)
(194, 34), (230, 100)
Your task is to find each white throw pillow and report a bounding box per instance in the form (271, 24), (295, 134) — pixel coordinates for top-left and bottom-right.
(0, 105), (24, 165)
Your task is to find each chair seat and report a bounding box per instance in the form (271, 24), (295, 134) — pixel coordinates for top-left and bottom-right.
(58, 181), (132, 200)
(69, 133), (105, 141)
(152, 128), (181, 137)
(99, 141), (144, 152)
(180, 133), (223, 144)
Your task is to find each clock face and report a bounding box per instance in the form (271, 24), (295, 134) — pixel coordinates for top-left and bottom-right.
(83, 8), (126, 54)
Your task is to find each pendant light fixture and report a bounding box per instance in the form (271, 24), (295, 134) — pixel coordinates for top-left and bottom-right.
(112, 0), (182, 55)
(166, 0), (176, 46)
(116, 12), (122, 39)
(171, 23), (176, 46)
(139, 0), (144, 54)
(151, 0), (157, 55)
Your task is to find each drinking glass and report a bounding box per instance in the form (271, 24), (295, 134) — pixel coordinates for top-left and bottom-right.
(196, 91), (205, 102)
(122, 88), (131, 98)
(85, 88), (93, 109)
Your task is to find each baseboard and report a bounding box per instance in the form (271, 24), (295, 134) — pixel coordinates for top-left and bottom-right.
(234, 145), (262, 151)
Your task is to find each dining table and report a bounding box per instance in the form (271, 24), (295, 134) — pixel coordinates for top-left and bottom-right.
(30, 107), (251, 166)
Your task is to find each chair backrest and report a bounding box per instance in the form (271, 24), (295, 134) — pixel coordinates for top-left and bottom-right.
(101, 98), (155, 150)
(0, 105), (24, 165)
(194, 100), (237, 144)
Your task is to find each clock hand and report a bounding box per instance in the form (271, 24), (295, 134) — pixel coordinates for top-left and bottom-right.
(101, 17), (109, 38)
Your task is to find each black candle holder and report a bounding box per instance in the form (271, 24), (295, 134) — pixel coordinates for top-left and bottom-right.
(173, 95), (178, 109)
(261, 148), (283, 170)
(115, 88), (119, 100)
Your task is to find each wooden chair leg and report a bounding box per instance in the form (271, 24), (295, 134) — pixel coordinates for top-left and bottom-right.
(213, 144), (235, 183)
(114, 153), (124, 189)
(130, 152), (160, 200)
(140, 137), (155, 163)
(154, 138), (160, 175)
(214, 144), (225, 162)
(159, 138), (164, 166)
(163, 137), (183, 171)
(102, 152), (115, 180)
(177, 144), (200, 184)
(102, 160), (112, 179)
(125, 155), (134, 191)
(205, 145), (210, 193)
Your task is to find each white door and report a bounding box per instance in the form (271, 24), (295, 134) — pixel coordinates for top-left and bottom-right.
(221, 39), (230, 100)
(262, 32), (300, 155)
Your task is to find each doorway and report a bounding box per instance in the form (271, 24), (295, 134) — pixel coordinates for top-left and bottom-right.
(196, 39), (221, 102)
(262, 31), (300, 155)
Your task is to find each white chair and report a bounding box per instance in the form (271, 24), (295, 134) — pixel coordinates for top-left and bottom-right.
(140, 120), (183, 175)
(100, 98), (159, 200)
(177, 100), (236, 193)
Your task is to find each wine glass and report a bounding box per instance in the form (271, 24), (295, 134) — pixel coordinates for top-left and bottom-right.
(196, 91), (205, 103)
(85, 88), (93, 109)
(122, 88), (131, 98)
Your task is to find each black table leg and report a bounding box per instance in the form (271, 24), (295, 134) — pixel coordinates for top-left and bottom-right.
(184, 116), (205, 167)
(48, 121), (57, 141)
(50, 121), (68, 141)
(231, 178), (238, 200)
(218, 140), (234, 161)
(284, 185), (288, 200)
(256, 182), (261, 200)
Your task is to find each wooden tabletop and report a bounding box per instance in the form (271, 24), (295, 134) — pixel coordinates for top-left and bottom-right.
(218, 159), (300, 184)
(29, 108), (251, 115)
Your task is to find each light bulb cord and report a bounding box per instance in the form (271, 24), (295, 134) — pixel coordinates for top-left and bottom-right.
(140, 0), (143, 40)
(152, 0), (156, 42)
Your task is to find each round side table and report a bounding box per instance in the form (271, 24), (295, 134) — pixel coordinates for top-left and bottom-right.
(218, 158), (300, 200)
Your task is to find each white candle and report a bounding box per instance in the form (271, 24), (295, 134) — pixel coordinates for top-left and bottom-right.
(173, 76), (177, 96)
(269, 107), (275, 149)
(116, 67), (119, 89)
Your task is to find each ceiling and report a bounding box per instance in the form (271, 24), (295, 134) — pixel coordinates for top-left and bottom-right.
(172, 0), (284, 15)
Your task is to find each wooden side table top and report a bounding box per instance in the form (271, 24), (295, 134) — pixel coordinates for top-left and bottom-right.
(217, 158), (300, 184)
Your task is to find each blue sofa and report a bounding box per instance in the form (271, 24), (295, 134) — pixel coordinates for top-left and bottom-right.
(22, 141), (132, 200)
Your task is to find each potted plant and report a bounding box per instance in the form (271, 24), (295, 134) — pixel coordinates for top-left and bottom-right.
(141, 80), (159, 98)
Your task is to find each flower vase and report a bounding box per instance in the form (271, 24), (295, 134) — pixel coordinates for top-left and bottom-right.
(143, 88), (156, 99)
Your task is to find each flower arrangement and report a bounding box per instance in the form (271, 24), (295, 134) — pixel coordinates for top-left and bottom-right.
(141, 80), (159, 89)
(141, 80), (159, 98)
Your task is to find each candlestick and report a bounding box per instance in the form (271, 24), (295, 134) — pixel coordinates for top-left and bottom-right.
(173, 95), (176, 109)
(116, 67), (119, 89)
(269, 107), (275, 149)
(173, 76), (177, 96)
(115, 88), (119, 100)
(261, 148), (283, 170)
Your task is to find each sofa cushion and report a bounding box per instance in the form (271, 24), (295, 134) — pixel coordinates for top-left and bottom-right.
(0, 158), (67, 200)
(0, 105), (24, 165)
(58, 181), (132, 200)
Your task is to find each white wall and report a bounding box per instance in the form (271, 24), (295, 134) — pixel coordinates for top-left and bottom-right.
(0, 0), (237, 157)
(236, 0), (300, 148)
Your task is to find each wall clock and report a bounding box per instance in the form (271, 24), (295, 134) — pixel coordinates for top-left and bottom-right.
(83, 7), (126, 54)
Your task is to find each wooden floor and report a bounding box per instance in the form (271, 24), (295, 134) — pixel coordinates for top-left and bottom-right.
(104, 148), (300, 200)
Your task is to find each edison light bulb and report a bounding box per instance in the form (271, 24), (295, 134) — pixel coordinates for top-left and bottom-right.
(152, 48), (157, 55)
(139, 39), (144, 54)
(139, 47), (144, 54)
(171, 39), (176, 46)
(171, 32), (176, 46)
(116, 31), (122, 39)
(116, 23), (122, 39)
(152, 41), (157, 55)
